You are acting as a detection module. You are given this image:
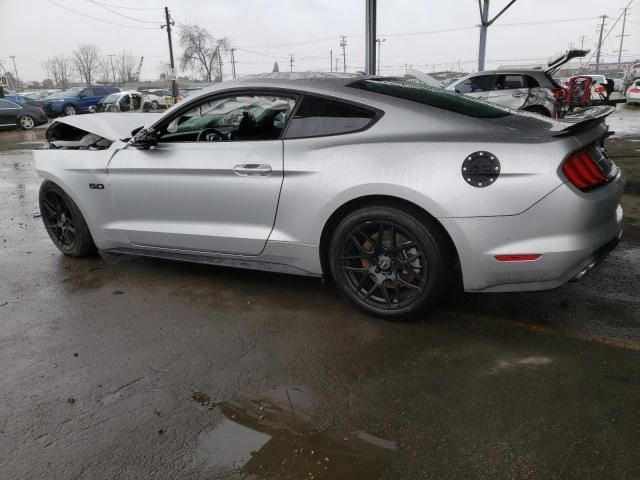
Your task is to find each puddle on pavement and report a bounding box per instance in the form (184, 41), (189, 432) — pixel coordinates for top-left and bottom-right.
(193, 386), (397, 479)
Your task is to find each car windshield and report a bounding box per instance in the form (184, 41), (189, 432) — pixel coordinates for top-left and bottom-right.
(349, 79), (512, 118)
(590, 75), (606, 84)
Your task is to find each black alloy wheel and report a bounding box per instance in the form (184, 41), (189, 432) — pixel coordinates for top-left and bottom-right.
(41, 189), (77, 250)
(329, 205), (451, 319)
(39, 181), (97, 257)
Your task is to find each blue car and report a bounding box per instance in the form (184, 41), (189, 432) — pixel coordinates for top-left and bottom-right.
(44, 86), (120, 117)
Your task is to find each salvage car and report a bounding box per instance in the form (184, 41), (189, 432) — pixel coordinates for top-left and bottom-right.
(0, 98), (48, 130)
(447, 50), (589, 117)
(89, 91), (146, 113)
(34, 73), (624, 319)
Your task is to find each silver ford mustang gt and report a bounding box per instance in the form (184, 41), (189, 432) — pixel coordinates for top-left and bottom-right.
(34, 73), (624, 319)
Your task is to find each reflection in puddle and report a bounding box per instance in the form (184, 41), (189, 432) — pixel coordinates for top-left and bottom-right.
(194, 386), (397, 479)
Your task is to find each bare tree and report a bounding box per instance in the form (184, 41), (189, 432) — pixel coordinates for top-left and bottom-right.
(44, 56), (72, 88)
(179, 24), (229, 82)
(115, 50), (138, 84)
(96, 59), (113, 85)
(73, 44), (100, 86)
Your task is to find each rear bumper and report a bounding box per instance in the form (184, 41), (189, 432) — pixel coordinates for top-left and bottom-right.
(442, 171), (625, 293)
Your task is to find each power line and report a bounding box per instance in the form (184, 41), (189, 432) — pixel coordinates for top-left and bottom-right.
(86, 1), (161, 10)
(46, 0), (159, 29)
(82, 0), (160, 24)
(580, 0), (635, 72)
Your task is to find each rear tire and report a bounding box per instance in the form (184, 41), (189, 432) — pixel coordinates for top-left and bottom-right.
(329, 205), (452, 320)
(19, 115), (35, 130)
(151, 100), (159, 110)
(39, 181), (97, 257)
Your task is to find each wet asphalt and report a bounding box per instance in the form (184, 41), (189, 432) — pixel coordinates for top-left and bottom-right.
(0, 113), (639, 479)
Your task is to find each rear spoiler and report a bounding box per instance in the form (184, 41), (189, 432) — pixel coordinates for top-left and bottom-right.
(552, 106), (614, 137)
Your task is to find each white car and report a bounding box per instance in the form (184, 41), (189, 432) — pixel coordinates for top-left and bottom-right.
(144, 89), (172, 109)
(626, 79), (640, 105)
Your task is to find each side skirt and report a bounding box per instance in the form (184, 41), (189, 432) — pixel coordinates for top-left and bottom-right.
(103, 246), (322, 277)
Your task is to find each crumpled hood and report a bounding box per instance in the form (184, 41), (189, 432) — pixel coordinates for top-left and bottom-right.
(48, 113), (159, 142)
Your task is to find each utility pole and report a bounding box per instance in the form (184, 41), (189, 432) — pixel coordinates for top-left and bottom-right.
(340, 36), (347, 73)
(9, 56), (19, 90)
(579, 35), (587, 50)
(162, 6), (178, 101)
(376, 38), (386, 75)
(330, 49), (333, 72)
(595, 14), (607, 73)
(107, 54), (116, 85)
(365, 0), (377, 75)
(216, 45), (224, 81)
(617, 7), (629, 64)
(230, 48), (237, 79)
(477, 0), (518, 71)
(335, 57), (339, 73)
(289, 55), (295, 73)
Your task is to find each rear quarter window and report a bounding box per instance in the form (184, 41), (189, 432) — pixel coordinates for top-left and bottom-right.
(285, 95), (378, 138)
(350, 79), (512, 118)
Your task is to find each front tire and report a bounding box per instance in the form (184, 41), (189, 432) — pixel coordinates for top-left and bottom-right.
(151, 100), (159, 110)
(39, 181), (97, 257)
(63, 104), (77, 116)
(329, 205), (452, 320)
(19, 115), (35, 130)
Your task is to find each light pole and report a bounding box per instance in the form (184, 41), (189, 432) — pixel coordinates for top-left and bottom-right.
(376, 38), (386, 75)
(477, 0), (518, 71)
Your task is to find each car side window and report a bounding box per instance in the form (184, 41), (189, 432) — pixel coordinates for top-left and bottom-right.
(284, 95), (377, 139)
(93, 87), (107, 96)
(159, 94), (296, 143)
(81, 88), (95, 96)
(0, 99), (20, 109)
(455, 75), (494, 94)
(494, 75), (526, 90)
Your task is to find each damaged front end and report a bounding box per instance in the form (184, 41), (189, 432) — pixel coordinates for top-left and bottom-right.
(46, 122), (113, 150)
(44, 113), (157, 150)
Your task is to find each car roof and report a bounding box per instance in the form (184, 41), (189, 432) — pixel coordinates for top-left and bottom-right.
(186, 73), (386, 106)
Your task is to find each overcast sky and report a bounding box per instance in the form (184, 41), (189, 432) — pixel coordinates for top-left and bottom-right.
(1, 0), (638, 83)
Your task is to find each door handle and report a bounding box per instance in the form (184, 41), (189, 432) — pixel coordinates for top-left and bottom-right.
(233, 164), (272, 176)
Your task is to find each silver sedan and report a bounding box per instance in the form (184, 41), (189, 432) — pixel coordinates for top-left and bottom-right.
(34, 74), (624, 319)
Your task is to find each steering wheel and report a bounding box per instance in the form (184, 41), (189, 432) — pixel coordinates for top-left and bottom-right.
(196, 128), (228, 142)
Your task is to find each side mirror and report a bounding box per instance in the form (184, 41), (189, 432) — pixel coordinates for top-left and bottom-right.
(129, 127), (158, 150)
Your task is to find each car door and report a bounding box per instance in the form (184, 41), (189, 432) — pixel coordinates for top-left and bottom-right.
(485, 74), (529, 109)
(106, 91), (297, 256)
(77, 88), (96, 111)
(0, 99), (20, 128)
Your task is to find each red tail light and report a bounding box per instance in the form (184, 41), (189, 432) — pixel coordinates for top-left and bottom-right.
(495, 254), (542, 262)
(562, 149), (607, 191)
(595, 85), (606, 93)
(630, 87), (640, 94)
(552, 88), (566, 101)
